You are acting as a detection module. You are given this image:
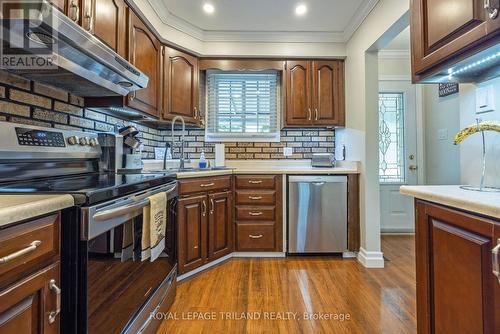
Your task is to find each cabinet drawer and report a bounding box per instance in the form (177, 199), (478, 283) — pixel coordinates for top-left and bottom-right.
(0, 214), (59, 282)
(236, 223), (275, 251)
(235, 175), (276, 189)
(236, 206), (275, 221)
(235, 190), (276, 205)
(179, 176), (231, 195)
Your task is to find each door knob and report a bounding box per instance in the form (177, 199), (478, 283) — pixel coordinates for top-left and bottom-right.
(409, 165), (418, 171)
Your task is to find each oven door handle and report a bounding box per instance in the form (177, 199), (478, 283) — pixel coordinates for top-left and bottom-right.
(93, 199), (150, 221)
(92, 184), (177, 222)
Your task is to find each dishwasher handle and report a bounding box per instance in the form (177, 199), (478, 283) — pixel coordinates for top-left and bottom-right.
(288, 175), (347, 184)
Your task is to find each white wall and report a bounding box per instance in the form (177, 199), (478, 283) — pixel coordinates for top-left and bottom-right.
(424, 86), (461, 185)
(378, 58), (411, 77)
(459, 78), (500, 188)
(341, 0), (409, 268)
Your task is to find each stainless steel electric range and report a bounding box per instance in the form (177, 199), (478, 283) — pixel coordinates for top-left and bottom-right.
(0, 121), (178, 334)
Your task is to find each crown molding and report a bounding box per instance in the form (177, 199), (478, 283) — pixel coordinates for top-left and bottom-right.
(378, 49), (411, 59)
(146, 0), (380, 43)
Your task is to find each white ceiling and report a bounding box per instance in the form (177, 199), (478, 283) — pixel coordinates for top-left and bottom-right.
(147, 0), (380, 42)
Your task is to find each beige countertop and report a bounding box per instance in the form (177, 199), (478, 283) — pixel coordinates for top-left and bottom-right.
(143, 160), (360, 179)
(0, 194), (74, 228)
(400, 185), (500, 220)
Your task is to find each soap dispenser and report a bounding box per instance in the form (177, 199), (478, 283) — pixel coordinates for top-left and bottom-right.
(199, 150), (207, 168)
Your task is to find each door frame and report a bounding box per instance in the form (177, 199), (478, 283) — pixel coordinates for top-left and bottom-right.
(378, 75), (426, 185)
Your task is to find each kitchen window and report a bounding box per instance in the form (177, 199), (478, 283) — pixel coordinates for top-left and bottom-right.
(205, 70), (280, 142)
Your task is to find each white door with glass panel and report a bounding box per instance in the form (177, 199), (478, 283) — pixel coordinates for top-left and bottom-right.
(379, 80), (418, 233)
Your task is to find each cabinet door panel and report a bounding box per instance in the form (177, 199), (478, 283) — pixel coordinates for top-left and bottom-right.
(208, 191), (233, 261)
(163, 47), (199, 124)
(178, 195), (207, 274)
(83, 0), (127, 58)
(312, 60), (344, 126)
(285, 60), (311, 126)
(127, 10), (161, 117)
(411, 0), (489, 75)
(0, 263), (60, 334)
(415, 201), (498, 334)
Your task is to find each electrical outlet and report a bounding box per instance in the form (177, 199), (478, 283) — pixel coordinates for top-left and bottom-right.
(283, 147), (293, 156)
(438, 128), (448, 141)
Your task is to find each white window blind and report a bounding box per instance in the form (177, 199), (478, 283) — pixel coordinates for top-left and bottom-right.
(205, 70), (280, 142)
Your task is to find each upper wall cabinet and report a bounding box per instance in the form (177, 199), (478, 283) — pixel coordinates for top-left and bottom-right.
(285, 60), (345, 127)
(82, 0), (127, 58)
(162, 46), (200, 125)
(411, 0), (500, 82)
(127, 9), (162, 117)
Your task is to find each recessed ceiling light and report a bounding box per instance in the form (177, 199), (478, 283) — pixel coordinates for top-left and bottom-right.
(295, 4), (307, 16)
(203, 3), (215, 14)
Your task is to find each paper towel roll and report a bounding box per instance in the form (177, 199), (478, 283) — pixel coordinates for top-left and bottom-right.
(215, 144), (225, 167)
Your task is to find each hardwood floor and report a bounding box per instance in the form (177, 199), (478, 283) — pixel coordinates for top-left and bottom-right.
(157, 236), (416, 334)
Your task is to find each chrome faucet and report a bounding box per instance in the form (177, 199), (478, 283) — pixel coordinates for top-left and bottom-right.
(170, 116), (187, 169)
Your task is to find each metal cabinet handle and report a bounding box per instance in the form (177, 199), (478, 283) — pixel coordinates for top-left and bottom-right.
(314, 108), (318, 120)
(194, 107), (198, 119)
(48, 279), (61, 324)
(0, 240), (41, 264)
(202, 200), (207, 216)
(210, 198), (214, 215)
(128, 91), (136, 101)
(248, 180), (262, 184)
(248, 211), (263, 216)
(200, 182), (215, 187)
(485, 0), (499, 19)
(307, 108), (312, 120)
(248, 196), (262, 200)
(493, 239), (500, 283)
(249, 234), (263, 239)
(69, 1), (79, 22)
(84, 11), (93, 32)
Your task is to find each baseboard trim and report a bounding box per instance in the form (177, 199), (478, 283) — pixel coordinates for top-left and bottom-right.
(177, 254), (232, 281)
(357, 247), (385, 268)
(177, 252), (286, 281)
(381, 228), (415, 235)
(232, 252), (286, 258)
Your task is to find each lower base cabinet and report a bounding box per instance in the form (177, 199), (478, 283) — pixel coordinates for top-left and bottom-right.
(0, 263), (60, 334)
(415, 200), (500, 334)
(177, 180), (233, 275)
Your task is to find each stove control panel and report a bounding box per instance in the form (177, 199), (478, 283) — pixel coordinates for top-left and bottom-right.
(16, 127), (66, 147)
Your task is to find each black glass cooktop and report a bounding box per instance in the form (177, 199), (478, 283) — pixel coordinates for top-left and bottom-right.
(0, 172), (176, 205)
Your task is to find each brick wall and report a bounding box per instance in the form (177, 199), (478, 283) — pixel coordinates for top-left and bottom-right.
(0, 71), (163, 159)
(0, 70), (335, 160)
(165, 129), (335, 160)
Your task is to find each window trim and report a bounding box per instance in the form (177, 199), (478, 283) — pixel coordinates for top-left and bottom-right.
(204, 70), (281, 143)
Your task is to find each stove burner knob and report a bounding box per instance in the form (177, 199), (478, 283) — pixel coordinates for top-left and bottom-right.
(67, 136), (79, 145)
(79, 137), (90, 146)
(89, 138), (98, 147)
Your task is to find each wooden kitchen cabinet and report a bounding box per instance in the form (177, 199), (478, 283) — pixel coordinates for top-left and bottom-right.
(126, 9), (162, 117)
(415, 200), (500, 333)
(285, 60), (344, 127)
(234, 175), (283, 252)
(49, 0), (82, 24)
(0, 263), (61, 334)
(162, 46), (200, 125)
(411, 0), (500, 82)
(81, 0), (127, 58)
(208, 191), (233, 261)
(177, 176), (233, 275)
(0, 213), (62, 334)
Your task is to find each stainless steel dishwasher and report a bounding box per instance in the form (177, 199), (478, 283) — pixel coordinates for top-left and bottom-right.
(288, 175), (347, 253)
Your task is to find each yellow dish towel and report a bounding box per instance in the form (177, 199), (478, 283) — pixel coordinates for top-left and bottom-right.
(141, 192), (167, 262)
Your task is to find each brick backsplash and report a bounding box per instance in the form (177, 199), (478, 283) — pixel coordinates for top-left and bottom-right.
(164, 129), (335, 160)
(0, 70), (335, 160)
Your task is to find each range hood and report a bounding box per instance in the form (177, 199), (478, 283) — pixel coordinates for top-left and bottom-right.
(0, 0), (148, 97)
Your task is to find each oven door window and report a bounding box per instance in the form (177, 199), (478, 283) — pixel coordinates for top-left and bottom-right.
(86, 198), (176, 334)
